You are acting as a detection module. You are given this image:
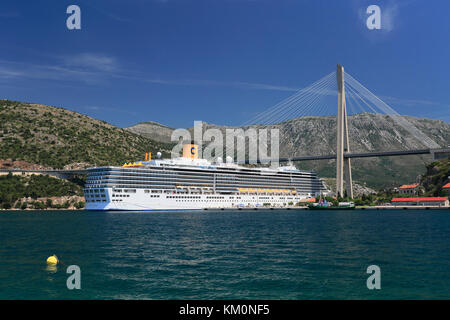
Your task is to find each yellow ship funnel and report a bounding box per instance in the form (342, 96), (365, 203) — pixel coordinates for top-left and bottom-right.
(183, 144), (198, 159)
(145, 152), (151, 161)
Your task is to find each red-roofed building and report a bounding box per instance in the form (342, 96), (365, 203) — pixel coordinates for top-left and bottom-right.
(398, 184), (421, 195)
(443, 183), (450, 196)
(391, 197), (449, 207)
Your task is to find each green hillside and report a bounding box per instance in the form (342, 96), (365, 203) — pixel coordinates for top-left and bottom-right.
(421, 158), (450, 196)
(0, 173), (83, 209)
(0, 99), (173, 168)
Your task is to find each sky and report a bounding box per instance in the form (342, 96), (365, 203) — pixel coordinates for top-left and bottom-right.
(0, 0), (449, 128)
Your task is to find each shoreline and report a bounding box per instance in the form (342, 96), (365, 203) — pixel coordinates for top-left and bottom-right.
(0, 208), (83, 211)
(1, 206), (449, 211)
(204, 206), (450, 210)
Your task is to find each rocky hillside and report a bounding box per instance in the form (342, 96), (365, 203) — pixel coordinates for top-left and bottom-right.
(127, 113), (450, 189)
(126, 121), (174, 143)
(0, 100), (173, 169)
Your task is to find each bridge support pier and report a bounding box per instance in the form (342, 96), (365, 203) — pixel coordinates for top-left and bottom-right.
(336, 64), (354, 198)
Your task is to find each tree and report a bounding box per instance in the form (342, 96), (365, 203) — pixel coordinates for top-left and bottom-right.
(2, 202), (11, 209)
(74, 201), (85, 209)
(33, 201), (46, 210)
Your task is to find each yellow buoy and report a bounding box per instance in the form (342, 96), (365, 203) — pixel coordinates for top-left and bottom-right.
(46, 255), (59, 265)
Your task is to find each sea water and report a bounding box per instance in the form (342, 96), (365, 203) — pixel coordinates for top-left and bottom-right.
(0, 209), (448, 299)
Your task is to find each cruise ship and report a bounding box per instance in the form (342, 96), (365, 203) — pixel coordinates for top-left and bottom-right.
(84, 144), (329, 211)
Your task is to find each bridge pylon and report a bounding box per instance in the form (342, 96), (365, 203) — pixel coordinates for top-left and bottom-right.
(336, 64), (353, 198)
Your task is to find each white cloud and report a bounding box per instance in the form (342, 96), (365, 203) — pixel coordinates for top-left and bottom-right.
(381, 4), (398, 32)
(0, 59), (103, 84)
(0, 66), (24, 78)
(61, 53), (118, 72)
(0, 54), (301, 92)
(381, 95), (450, 109)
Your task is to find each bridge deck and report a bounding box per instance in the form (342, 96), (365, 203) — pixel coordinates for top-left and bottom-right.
(238, 148), (446, 164)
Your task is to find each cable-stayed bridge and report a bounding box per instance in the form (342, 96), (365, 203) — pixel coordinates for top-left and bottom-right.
(235, 64), (449, 197)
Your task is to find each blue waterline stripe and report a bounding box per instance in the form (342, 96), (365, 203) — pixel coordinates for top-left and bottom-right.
(86, 209), (204, 212)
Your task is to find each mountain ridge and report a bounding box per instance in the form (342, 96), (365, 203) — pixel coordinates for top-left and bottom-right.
(126, 113), (450, 189)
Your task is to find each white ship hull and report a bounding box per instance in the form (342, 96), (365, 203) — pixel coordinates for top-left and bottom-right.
(85, 187), (310, 211)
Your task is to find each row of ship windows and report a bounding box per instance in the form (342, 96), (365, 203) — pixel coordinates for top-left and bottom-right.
(84, 188), (138, 194)
(86, 171), (316, 179)
(160, 194), (244, 199)
(171, 199), (292, 203)
(87, 187), (322, 194)
(86, 176), (318, 184)
(86, 199), (296, 204)
(84, 189), (106, 194)
(168, 195), (202, 199)
(90, 190), (299, 199)
(86, 180), (320, 188)
(88, 170), (315, 178)
(86, 175), (321, 181)
(85, 194), (105, 198)
(90, 164), (311, 171)
(86, 182), (322, 190)
(86, 174), (320, 181)
(165, 195), (294, 200)
(83, 191), (300, 201)
(84, 185), (322, 192)
(86, 185), (323, 193)
(84, 191), (299, 200)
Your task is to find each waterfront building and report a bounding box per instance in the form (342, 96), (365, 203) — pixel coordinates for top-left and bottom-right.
(398, 184), (421, 195)
(391, 197), (449, 207)
(442, 182), (450, 196)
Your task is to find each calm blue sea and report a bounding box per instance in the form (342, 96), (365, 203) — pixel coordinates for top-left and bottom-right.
(0, 209), (448, 299)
